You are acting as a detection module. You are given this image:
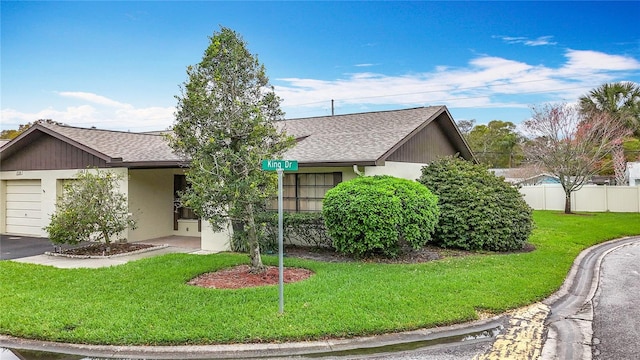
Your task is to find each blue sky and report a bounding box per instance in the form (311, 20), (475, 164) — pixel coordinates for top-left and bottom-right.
(2, 1), (639, 132)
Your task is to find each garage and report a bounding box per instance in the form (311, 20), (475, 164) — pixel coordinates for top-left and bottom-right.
(5, 180), (42, 236)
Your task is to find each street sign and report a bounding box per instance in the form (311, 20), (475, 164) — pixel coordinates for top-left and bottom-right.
(260, 159), (298, 314)
(261, 159), (298, 171)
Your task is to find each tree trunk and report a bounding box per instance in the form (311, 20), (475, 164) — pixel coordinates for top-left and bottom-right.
(564, 192), (572, 214)
(245, 202), (265, 273)
(612, 144), (628, 186)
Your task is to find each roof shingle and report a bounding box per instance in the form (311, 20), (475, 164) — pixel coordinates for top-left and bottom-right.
(279, 106), (445, 164)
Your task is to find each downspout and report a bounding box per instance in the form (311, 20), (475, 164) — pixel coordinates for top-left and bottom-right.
(353, 164), (364, 176)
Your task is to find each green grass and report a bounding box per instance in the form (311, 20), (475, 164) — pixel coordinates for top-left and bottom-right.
(1, 211), (639, 345)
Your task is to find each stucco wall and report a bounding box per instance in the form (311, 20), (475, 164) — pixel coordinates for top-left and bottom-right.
(128, 169), (181, 241)
(0, 168), (128, 237)
(364, 161), (426, 181)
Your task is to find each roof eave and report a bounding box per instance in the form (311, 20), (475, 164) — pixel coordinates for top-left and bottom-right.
(111, 160), (188, 169)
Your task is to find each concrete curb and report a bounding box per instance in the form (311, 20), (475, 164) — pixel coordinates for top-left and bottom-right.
(0, 316), (506, 359)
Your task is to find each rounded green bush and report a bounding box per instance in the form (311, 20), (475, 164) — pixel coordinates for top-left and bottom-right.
(418, 156), (533, 251)
(322, 175), (439, 258)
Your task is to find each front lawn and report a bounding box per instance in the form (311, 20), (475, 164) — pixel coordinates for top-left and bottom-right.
(1, 211), (639, 345)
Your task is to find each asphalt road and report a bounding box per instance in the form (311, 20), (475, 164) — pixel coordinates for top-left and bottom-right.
(592, 241), (640, 360)
(0, 234), (55, 260)
(0, 234), (89, 260)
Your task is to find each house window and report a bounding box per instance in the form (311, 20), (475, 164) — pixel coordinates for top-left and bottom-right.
(270, 172), (342, 212)
(174, 175), (200, 231)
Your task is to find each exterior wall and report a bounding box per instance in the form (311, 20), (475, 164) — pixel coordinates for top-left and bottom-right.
(364, 161), (426, 181)
(0, 168), (128, 237)
(629, 162), (640, 186)
(386, 120), (457, 163)
(201, 220), (232, 252)
(519, 185), (640, 212)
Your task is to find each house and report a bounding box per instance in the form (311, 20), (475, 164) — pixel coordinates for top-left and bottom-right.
(628, 162), (640, 186)
(0, 106), (474, 251)
(490, 168), (560, 187)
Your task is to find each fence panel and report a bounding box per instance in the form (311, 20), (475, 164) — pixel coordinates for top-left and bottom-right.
(519, 185), (640, 212)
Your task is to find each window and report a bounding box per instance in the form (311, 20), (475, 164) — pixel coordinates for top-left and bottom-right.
(269, 172), (342, 212)
(174, 175), (200, 231)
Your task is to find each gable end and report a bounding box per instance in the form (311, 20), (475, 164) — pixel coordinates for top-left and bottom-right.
(1, 135), (107, 171)
(386, 118), (457, 163)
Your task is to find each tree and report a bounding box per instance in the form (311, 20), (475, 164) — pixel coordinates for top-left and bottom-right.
(466, 120), (524, 168)
(523, 104), (631, 214)
(579, 82), (640, 184)
(579, 82), (640, 135)
(169, 27), (294, 272)
(45, 170), (136, 249)
(456, 119), (475, 138)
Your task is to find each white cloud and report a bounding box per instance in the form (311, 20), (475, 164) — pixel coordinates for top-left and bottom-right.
(276, 49), (640, 118)
(562, 49), (640, 71)
(2, 50), (638, 130)
(496, 35), (557, 46)
(1, 93), (175, 132)
(57, 91), (131, 108)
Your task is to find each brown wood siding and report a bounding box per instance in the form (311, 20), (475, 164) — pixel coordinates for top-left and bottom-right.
(1, 135), (107, 171)
(386, 120), (456, 163)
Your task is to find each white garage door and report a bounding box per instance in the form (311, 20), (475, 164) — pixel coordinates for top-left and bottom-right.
(5, 180), (42, 236)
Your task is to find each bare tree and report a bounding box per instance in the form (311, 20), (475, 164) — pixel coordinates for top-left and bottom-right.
(523, 103), (631, 214)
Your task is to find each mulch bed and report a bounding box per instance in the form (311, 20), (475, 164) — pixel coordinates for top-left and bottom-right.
(57, 242), (156, 256)
(187, 265), (314, 289)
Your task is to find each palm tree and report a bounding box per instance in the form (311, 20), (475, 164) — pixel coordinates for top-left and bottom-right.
(579, 81), (640, 135)
(579, 82), (640, 185)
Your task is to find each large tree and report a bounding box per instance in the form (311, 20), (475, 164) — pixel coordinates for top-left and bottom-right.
(169, 27), (294, 272)
(579, 82), (640, 184)
(466, 120), (524, 168)
(523, 104), (630, 214)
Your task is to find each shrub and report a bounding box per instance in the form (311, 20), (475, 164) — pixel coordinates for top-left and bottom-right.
(418, 156), (533, 251)
(322, 175), (439, 258)
(231, 212), (331, 253)
(45, 169), (136, 246)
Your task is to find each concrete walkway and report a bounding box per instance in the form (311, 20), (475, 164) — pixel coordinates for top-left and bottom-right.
(9, 236), (207, 268)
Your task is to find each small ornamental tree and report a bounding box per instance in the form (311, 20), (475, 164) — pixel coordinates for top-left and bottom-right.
(523, 104), (631, 212)
(418, 156), (533, 251)
(45, 170), (136, 248)
(322, 175), (439, 258)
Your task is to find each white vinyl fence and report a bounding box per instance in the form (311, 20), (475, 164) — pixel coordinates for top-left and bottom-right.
(519, 185), (640, 213)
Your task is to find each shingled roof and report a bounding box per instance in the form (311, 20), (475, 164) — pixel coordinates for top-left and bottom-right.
(0, 122), (183, 168)
(0, 106), (472, 169)
(279, 106), (472, 166)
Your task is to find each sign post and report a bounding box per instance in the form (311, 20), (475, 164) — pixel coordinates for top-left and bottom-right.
(261, 159), (298, 314)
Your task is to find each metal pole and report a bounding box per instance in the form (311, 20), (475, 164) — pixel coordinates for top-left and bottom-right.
(277, 168), (284, 314)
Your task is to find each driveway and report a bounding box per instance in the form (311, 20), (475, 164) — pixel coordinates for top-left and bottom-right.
(0, 235), (68, 260)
